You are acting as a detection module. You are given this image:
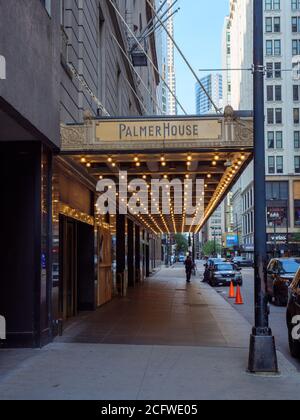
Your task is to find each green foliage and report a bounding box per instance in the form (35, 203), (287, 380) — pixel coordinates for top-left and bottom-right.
(202, 240), (222, 256)
(174, 234), (189, 255)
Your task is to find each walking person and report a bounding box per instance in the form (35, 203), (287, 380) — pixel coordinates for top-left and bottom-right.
(185, 255), (194, 283)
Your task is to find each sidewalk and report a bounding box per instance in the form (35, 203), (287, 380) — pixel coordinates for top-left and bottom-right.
(0, 265), (300, 400)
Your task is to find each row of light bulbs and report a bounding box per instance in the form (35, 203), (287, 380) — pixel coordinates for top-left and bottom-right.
(195, 153), (247, 234)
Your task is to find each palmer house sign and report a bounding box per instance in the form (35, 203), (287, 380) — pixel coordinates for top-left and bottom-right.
(95, 118), (222, 142)
(60, 109), (253, 152)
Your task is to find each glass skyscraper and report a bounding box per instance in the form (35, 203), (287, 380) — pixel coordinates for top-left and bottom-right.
(195, 74), (223, 115)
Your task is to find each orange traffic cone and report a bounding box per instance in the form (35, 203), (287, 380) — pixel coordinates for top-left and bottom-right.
(235, 286), (244, 305)
(229, 282), (235, 299)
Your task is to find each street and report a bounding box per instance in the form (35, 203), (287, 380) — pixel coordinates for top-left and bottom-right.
(196, 263), (300, 370)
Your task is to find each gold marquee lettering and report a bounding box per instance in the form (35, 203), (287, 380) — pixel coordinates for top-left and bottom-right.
(96, 118), (223, 143)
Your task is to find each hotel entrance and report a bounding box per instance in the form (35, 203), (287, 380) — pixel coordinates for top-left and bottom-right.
(59, 215), (95, 322)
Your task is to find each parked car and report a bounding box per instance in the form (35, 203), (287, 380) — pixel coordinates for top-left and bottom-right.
(232, 256), (253, 268)
(267, 258), (300, 307)
(286, 268), (300, 359)
(209, 262), (243, 288)
(203, 258), (226, 283)
(178, 255), (186, 263)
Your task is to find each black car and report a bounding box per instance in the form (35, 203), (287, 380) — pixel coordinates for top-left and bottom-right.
(286, 268), (300, 359)
(266, 258), (300, 307)
(203, 258), (226, 283)
(209, 262), (243, 288)
(232, 256), (253, 268)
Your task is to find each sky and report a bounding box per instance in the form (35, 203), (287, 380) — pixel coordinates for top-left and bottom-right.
(174, 0), (229, 114)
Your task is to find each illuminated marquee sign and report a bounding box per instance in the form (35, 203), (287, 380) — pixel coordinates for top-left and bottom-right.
(96, 118), (222, 142)
(0, 55), (6, 80)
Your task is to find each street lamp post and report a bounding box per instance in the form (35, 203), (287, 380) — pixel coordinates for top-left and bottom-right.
(273, 218), (277, 258)
(286, 199), (290, 256)
(211, 227), (217, 256)
(235, 213), (240, 254)
(248, 0), (278, 373)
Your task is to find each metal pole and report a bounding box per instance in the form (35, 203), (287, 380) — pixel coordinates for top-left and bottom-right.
(248, 0), (278, 373)
(214, 228), (216, 256)
(236, 214), (240, 254)
(273, 220), (277, 258)
(286, 199), (289, 256)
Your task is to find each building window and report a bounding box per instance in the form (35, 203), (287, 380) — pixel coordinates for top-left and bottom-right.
(267, 108), (274, 124)
(266, 17), (273, 32)
(292, 0), (300, 11)
(268, 131), (275, 148)
(268, 156), (275, 174)
(292, 40), (300, 56)
(294, 108), (300, 124)
(275, 85), (282, 101)
(266, 40), (273, 56)
(276, 131), (283, 149)
(293, 85), (300, 101)
(295, 131), (300, 148)
(266, 181), (289, 201)
(266, 62), (282, 79)
(265, 85), (282, 102)
(265, 0), (280, 11)
(274, 40), (281, 56)
(275, 108), (282, 124)
(292, 16), (300, 33)
(266, 17), (281, 32)
(276, 156), (284, 174)
(295, 156), (300, 173)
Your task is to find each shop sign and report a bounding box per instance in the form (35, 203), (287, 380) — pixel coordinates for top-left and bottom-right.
(268, 234), (287, 243)
(243, 245), (254, 252)
(0, 55), (6, 80)
(225, 234), (239, 248)
(96, 118), (222, 142)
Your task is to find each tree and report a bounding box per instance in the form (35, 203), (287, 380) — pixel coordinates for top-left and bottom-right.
(174, 234), (189, 255)
(202, 240), (222, 257)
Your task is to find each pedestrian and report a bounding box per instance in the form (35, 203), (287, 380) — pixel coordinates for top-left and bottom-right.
(185, 255), (194, 283)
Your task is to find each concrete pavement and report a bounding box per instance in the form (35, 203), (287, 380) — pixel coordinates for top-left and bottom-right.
(0, 265), (300, 400)
(217, 267), (300, 371)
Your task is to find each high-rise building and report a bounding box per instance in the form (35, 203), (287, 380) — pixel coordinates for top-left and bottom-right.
(195, 74), (223, 115)
(223, 0), (300, 256)
(221, 17), (232, 106)
(155, 0), (177, 115)
(166, 0), (177, 115)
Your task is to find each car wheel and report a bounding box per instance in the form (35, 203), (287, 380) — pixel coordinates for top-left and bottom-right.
(288, 324), (300, 359)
